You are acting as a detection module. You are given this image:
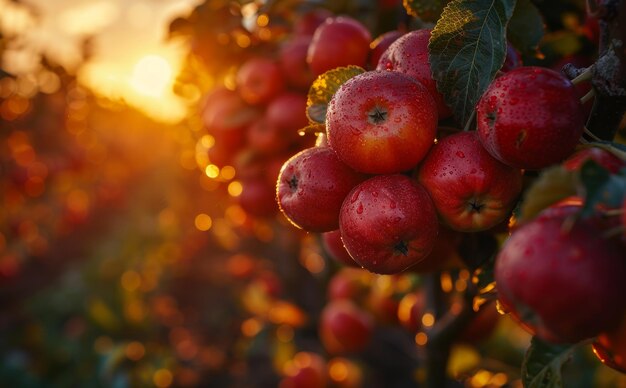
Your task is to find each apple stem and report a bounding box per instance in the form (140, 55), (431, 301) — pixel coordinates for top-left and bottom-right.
(569, 66), (594, 85)
(464, 109), (477, 132)
(580, 88), (596, 104)
(583, 126), (603, 142)
(602, 207), (625, 216)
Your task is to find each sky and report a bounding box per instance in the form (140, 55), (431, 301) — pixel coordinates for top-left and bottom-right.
(1, 0), (203, 122)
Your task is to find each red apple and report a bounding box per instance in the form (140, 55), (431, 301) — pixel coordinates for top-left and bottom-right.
(339, 174), (439, 274)
(501, 43), (522, 72)
(397, 291), (425, 333)
(408, 226), (464, 273)
(458, 301), (501, 344)
(417, 131), (523, 232)
(326, 70), (437, 174)
(369, 30), (403, 69)
(266, 92), (309, 136)
(280, 352), (328, 388)
(277, 147), (369, 232)
(376, 29), (452, 119)
(279, 36), (316, 90)
(236, 57), (284, 105)
(307, 16), (372, 76)
(562, 147), (626, 173)
(247, 116), (291, 155)
(476, 66), (585, 169)
(322, 230), (358, 267)
(495, 202), (626, 343)
(238, 177), (279, 218)
(320, 299), (374, 354)
(294, 8), (333, 36)
(327, 268), (372, 301)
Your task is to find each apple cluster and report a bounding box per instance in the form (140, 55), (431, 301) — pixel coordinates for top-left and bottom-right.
(277, 26), (525, 275)
(272, 15), (626, 368)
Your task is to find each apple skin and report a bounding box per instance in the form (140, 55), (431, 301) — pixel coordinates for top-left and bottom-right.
(322, 230), (359, 267)
(327, 268), (372, 301)
(266, 92), (309, 135)
(562, 147), (626, 173)
(319, 299), (374, 354)
(279, 36), (316, 91)
(476, 66), (585, 170)
(408, 226), (464, 273)
(326, 70), (437, 174)
(238, 177), (279, 218)
(458, 301), (501, 344)
(236, 57), (285, 105)
(376, 29), (452, 119)
(397, 291), (425, 333)
(294, 8), (333, 36)
(280, 352), (328, 388)
(307, 16), (372, 76)
(368, 30), (404, 69)
(247, 117), (291, 155)
(277, 147), (369, 232)
(494, 203), (626, 343)
(339, 174), (439, 274)
(417, 131), (523, 232)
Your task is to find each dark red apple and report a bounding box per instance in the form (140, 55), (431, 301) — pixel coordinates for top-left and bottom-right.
(277, 147), (369, 232)
(247, 117), (291, 155)
(327, 268), (372, 301)
(368, 30), (403, 69)
(238, 177), (279, 218)
(236, 57), (285, 105)
(307, 16), (372, 76)
(322, 230), (358, 267)
(280, 352), (328, 388)
(326, 70), (437, 174)
(376, 29), (452, 119)
(320, 299), (374, 354)
(593, 317), (626, 373)
(458, 301), (501, 344)
(563, 147), (626, 173)
(417, 131), (523, 232)
(279, 36), (316, 91)
(294, 8), (333, 36)
(339, 174), (439, 274)
(476, 66), (585, 169)
(495, 202), (626, 343)
(397, 291), (425, 333)
(266, 92), (309, 135)
(408, 226), (464, 273)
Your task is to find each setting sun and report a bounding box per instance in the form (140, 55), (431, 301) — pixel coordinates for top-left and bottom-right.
(130, 55), (173, 97)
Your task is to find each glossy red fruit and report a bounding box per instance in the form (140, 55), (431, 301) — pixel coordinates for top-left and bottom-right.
(563, 147), (626, 173)
(417, 131), (523, 232)
(266, 92), (309, 135)
(307, 16), (372, 76)
(279, 36), (316, 91)
(495, 203), (626, 343)
(593, 317), (626, 374)
(458, 301), (501, 344)
(369, 30), (404, 69)
(277, 147), (369, 232)
(339, 174), (439, 274)
(408, 226), (464, 273)
(376, 29), (452, 119)
(238, 177), (279, 218)
(280, 352), (328, 388)
(320, 299), (374, 354)
(247, 117), (291, 155)
(477, 66), (585, 169)
(236, 57), (284, 105)
(327, 268), (372, 301)
(326, 70), (437, 174)
(322, 230), (358, 267)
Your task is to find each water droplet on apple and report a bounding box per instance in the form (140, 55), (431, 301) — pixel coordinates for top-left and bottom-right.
(356, 203), (364, 214)
(456, 151), (465, 158)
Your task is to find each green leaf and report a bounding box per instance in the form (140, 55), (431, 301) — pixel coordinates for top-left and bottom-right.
(306, 66), (366, 124)
(403, 0), (451, 22)
(522, 336), (577, 388)
(578, 160), (626, 217)
(519, 166), (578, 223)
(507, 0), (544, 55)
(429, 0), (517, 126)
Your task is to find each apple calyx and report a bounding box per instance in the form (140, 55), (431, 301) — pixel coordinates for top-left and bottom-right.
(368, 106), (388, 125)
(394, 240), (409, 256)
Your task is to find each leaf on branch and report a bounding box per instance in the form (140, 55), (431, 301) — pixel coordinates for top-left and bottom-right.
(507, 0), (544, 55)
(429, 0), (516, 126)
(522, 336), (578, 388)
(519, 166), (578, 223)
(306, 66), (366, 125)
(578, 160), (626, 217)
(403, 0), (451, 22)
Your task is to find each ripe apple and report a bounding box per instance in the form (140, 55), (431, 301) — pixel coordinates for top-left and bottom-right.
(319, 299), (374, 354)
(408, 226), (464, 273)
(417, 131), (523, 232)
(307, 16), (372, 76)
(247, 117), (291, 155)
(495, 202), (626, 343)
(236, 57), (284, 105)
(322, 230), (358, 267)
(326, 70), (437, 174)
(327, 267), (372, 301)
(238, 177), (279, 218)
(339, 174), (439, 274)
(562, 147), (626, 173)
(397, 291), (425, 333)
(279, 36), (316, 91)
(266, 92), (309, 136)
(280, 352), (328, 388)
(476, 66), (585, 169)
(501, 43), (522, 72)
(458, 301), (501, 344)
(294, 8), (333, 36)
(368, 30), (403, 69)
(376, 29), (452, 119)
(277, 147), (369, 232)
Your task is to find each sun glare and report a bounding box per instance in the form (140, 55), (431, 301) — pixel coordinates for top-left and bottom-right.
(130, 55), (173, 97)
